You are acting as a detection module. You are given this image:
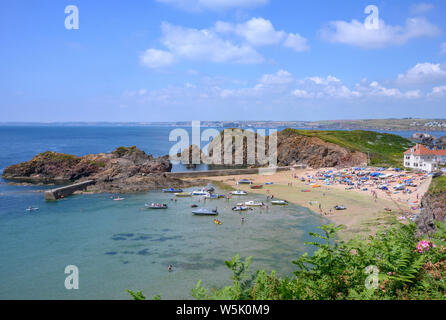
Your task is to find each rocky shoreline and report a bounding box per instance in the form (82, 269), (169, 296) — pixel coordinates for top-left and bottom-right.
(1, 146), (207, 194)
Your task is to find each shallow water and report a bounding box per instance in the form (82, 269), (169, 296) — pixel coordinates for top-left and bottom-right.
(0, 186), (325, 299)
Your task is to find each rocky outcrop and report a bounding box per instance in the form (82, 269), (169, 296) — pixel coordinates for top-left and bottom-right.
(205, 128), (368, 169)
(412, 133), (436, 146)
(416, 177), (446, 236)
(2, 146), (201, 193)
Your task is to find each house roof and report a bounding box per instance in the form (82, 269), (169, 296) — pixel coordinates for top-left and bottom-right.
(404, 144), (446, 156)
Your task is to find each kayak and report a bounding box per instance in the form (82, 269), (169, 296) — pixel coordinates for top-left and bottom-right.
(213, 219), (222, 225)
(26, 207), (39, 212)
(113, 197), (125, 201)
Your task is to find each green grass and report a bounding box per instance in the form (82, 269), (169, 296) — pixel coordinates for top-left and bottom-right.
(428, 176), (446, 195)
(281, 129), (414, 167)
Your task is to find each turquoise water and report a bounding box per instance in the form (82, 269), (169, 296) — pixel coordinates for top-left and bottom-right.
(0, 125), (442, 299)
(0, 126), (326, 299)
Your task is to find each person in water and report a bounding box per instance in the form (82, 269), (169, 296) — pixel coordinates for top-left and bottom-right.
(168, 264), (173, 272)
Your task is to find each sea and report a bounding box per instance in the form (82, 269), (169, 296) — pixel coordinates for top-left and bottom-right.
(0, 125), (444, 300)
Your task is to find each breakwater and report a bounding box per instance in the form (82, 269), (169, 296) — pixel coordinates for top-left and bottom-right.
(44, 180), (95, 200)
(166, 166), (296, 178)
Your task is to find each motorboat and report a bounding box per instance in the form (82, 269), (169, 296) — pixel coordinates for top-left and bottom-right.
(271, 200), (288, 205)
(204, 184), (215, 192)
(205, 193), (220, 199)
(232, 206), (249, 211)
(175, 192), (192, 197)
(163, 188), (183, 193)
(237, 179), (253, 185)
(334, 205), (347, 211)
(192, 208), (219, 216)
(230, 190), (248, 195)
(145, 203), (168, 209)
(191, 189), (208, 196)
(237, 200), (264, 207)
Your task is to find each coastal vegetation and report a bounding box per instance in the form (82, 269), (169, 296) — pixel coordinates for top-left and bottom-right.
(428, 176), (446, 195)
(281, 129), (414, 167)
(128, 221), (446, 300)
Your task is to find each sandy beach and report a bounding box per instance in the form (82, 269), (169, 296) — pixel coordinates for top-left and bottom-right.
(197, 167), (432, 240)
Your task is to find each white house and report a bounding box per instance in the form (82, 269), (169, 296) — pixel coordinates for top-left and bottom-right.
(404, 144), (446, 172)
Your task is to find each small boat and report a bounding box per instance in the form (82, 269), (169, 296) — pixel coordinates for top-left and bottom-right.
(213, 219), (222, 225)
(231, 190), (248, 195)
(191, 204), (198, 208)
(250, 185), (263, 189)
(205, 193), (220, 199)
(265, 182), (274, 185)
(163, 188), (183, 193)
(334, 205), (347, 211)
(145, 203), (168, 209)
(175, 192), (192, 197)
(26, 207), (39, 212)
(232, 206), (249, 211)
(191, 189), (208, 196)
(113, 197), (125, 201)
(192, 208), (218, 216)
(271, 200), (288, 205)
(238, 201), (264, 207)
(237, 179), (253, 185)
(204, 184), (215, 192)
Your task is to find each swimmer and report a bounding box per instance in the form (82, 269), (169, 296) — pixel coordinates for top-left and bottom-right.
(168, 264), (173, 272)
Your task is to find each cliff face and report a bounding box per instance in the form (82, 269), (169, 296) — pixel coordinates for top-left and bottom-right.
(276, 130), (368, 168)
(205, 128), (368, 169)
(416, 177), (446, 235)
(1, 146), (199, 193)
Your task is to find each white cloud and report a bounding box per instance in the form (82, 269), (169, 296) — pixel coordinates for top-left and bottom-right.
(320, 17), (440, 49)
(410, 3), (434, 15)
(292, 89), (314, 98)
(140, 49), (175, 68)
(429, 85), (446, 97)
(397, 62), (446, 85)
(215, 17), (309, 51)
(284, 33), (310, 52)
(160, 22), (264, 64)
(156, 0), (268, 11)
(259, 70), (294, 85)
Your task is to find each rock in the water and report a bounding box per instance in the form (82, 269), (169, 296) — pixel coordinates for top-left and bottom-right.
(1, 146), (202, 193)
(411, 132), (436, 145)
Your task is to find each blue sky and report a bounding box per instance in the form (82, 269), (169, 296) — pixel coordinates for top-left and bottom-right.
(1, 0), (446, 122)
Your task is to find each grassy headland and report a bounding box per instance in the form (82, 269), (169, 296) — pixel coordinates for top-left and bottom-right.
(282, 129), (414, 167)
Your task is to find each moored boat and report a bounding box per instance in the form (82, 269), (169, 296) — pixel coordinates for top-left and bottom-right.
(237, 200), (264, 207)
(230, 190), (248, 195)
(192, 208), (219, 216)
(237, 179), (253, 185)
(191, 189), (208, 196)
(271, 200), (288, 205)
(175, 192), (192, 197)
(163, 188), (183, 193)
(250, 185), (263, 189)
(145, 203), (168, 209)
(232, 206), (249, 211)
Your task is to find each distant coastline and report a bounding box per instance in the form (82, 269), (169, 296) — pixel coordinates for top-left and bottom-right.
(1, 118), (446, 131)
